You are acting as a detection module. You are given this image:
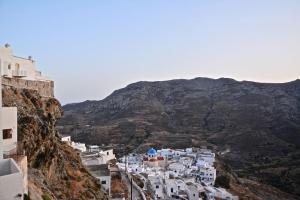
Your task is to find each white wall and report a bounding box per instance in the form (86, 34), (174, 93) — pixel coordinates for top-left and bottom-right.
(99, 175), (111, 195)
(1, 107), (17, 155)
(61, 136), (71, 142)
(0, 159), (24, 199)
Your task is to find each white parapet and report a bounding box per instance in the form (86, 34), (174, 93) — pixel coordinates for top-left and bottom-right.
(0, 158), (24, 199)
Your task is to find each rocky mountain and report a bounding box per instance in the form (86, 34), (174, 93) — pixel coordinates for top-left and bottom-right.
(2, 85), (107, 200)
(59, 77), (300, 199)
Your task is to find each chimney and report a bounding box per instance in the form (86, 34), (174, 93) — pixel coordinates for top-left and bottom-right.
(4, 43), (10, 48)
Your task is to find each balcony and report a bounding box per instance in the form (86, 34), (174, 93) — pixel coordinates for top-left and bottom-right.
(12, 70), (27, 77)
(0, 158), (24, 199)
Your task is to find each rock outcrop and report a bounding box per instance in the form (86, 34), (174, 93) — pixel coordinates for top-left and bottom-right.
(59, 77), (300, 199)
(2, 85), (107, 200)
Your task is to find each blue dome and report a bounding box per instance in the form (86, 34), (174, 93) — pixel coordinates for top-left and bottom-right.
(147, 148), (157, 155)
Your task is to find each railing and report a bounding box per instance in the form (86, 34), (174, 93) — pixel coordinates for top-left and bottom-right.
(12, 70), (27, 77)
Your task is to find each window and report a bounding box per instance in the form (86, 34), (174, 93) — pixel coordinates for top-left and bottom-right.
(193, 194), (196, 197)
(171, 188), (173, 193)
(156, 185), (159, 189)
(3, 129), (12, 139)
(101, 180), (106, 185)
(8, 64), (11, 70)
(107, 151), (109, 155)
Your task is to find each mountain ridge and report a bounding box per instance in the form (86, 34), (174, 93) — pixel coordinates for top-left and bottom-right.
(59, 77), (300, 199)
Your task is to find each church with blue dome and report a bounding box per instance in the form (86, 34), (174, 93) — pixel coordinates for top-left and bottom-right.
(143, 148), (167, 167)
(147, 148), (157, 156)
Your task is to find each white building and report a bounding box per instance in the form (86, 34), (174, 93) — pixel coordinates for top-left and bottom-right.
(0, 67), (27, 199)
(168, 162), (186, 177)
(205, 186), (239, 200)
(61, 135), (71, 143)
(198, 150), (215, 166)
(157, 148), (174, 158)
(87, 145), (101, 152)
(186, 182), (205, 200)
(1, 107), (17, 157)
(82, 149), (116, 165)
(165, 179), (186, 197)
(71, 142), (86, 152)
(196, 159), (209, 168)
(0, 44), (49, 81)
(198, 167), (216, 186)
(148, 175), (164, 199)
(86, 164), (111, 196)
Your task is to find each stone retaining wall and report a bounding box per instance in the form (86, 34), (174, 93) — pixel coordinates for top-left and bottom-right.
(2, 77), (54, 97)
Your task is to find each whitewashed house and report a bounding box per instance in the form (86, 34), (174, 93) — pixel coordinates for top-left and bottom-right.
(82, 149), (115, 165)
(168, 162), (186, 177)
(198, 151), (215, 166)
(86, 164), (111, 196)
(61, 135), (71, 142)
(165, 179), (186, 197)
(198, 167), (216, 186)
(196, 159), (209, 168)
(157, 148), (174, 158)
(179, 156), (194, 168)
(71, 142), (86, 152)
(128, 164), (144, 174)
(87, 145), (101, 152)
(186, 148), (193, 154)
(148, 175), (164, 199)
(205, 186), (239, 200)
(0, 44), (50, 81)
(186, 182), (205, 200)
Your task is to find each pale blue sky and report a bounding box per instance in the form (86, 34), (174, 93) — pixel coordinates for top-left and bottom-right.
(1, 0), (299, 104)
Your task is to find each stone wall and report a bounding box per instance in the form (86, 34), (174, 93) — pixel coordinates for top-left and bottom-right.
(2, 77), (54, 97)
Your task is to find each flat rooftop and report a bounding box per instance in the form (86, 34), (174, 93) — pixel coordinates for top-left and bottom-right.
(0, 158), (21, 176)
(86, 164), (110, 177)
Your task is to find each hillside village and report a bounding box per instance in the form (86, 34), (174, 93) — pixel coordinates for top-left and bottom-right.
(61, 132), (238, 200)
(118, 148), (238, 200)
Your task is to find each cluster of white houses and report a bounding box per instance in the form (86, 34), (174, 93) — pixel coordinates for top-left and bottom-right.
(61, 135), (116, 196)
(118, 148), (238, 200)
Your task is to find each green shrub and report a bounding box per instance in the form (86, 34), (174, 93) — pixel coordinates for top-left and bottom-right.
(42, 194), (52, 200)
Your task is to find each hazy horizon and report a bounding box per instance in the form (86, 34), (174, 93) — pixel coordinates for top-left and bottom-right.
(1, 0), (299, 104)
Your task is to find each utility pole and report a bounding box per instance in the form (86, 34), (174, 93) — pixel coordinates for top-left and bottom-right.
(131, 177), (133, 200)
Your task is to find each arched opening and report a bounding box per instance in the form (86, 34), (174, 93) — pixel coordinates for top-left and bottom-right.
(15, 63), (20, 71)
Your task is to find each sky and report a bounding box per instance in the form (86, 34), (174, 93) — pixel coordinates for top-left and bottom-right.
(0, 0), (299, 104)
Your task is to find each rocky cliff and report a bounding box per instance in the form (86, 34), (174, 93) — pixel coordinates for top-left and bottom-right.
(59, 77), (300, 199)
(2, 85), (107, 200)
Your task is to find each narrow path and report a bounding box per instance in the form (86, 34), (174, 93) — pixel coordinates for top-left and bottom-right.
(120, 171), (143, 200)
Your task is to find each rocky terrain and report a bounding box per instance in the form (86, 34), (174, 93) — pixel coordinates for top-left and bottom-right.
(59, 77), (300, 199)
(2, 85), (107, 200)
